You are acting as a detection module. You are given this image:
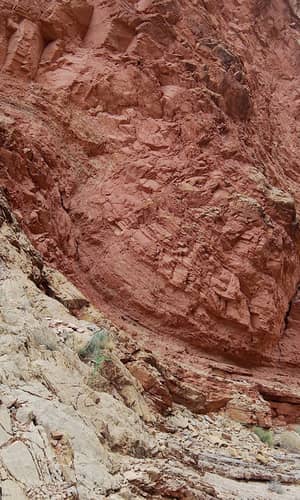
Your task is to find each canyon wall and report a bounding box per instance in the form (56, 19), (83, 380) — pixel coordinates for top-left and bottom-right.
(0, 0), (300, 369)
(1, 2), (300, 496)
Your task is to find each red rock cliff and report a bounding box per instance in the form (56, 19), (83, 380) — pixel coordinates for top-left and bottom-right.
(1, 0), (300, 370)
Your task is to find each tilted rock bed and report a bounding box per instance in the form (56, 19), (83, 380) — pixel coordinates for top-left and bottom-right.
(0, 193), (300, 499)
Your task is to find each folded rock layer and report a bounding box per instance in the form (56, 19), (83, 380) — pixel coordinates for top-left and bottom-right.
(1, 2), (300, 495)
(0, 0), (300, 370)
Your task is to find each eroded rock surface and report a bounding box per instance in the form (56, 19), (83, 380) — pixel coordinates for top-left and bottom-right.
(0, 0), (300, 370)
(0, 192), (300, 499)
(0, 0), (300, 496)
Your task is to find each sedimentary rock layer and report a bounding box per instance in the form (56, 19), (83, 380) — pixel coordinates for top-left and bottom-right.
(0, 0), (300, 370)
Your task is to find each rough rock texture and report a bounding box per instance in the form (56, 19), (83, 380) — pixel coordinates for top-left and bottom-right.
(0, 0), (300, 372)
(1, 191), (300, 499)
(0, 0), (300, 485)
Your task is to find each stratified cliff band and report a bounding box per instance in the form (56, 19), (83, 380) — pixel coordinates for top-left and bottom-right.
(1, 0), (300, 367)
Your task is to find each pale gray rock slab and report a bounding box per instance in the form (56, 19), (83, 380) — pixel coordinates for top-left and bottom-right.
(1, 479), (27, 500)
(1, 441), (41, 486)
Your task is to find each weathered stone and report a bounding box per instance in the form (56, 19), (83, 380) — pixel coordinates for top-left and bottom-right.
(1, 441), (40, 486)
(1, 480), (27, 500)
(0, 1), (300, 498)
(0, 0), (299, 374)
(275, 431), (300, 453)
(0, 406), (12, 433)
(0, 427), (10, 447)
(226, 394), (272, 428)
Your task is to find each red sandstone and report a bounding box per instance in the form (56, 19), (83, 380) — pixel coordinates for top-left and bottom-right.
(0, 0), (300, 420)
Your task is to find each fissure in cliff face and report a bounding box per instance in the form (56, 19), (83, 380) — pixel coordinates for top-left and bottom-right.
(1, 0), (300, 372)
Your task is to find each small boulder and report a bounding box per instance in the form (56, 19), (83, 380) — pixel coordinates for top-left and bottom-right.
(275, 431), (300, 453)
